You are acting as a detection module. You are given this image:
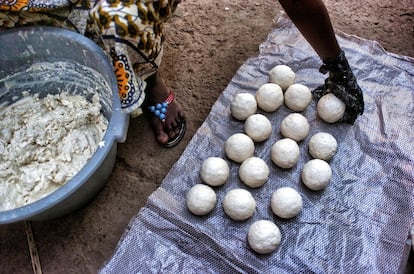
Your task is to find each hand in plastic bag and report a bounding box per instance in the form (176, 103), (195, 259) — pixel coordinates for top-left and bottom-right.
(312, 50), (364, 124)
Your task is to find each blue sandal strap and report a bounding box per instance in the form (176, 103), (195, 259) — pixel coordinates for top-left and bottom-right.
(148, 91), (175, 122)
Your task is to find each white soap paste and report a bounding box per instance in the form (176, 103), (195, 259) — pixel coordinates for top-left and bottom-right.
(0, 93), (107, 211)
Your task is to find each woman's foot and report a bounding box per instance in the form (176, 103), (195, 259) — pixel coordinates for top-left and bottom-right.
(144, 73), (186, 147)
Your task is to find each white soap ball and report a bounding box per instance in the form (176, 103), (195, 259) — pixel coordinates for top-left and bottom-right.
(230, 93), (257, 121)
(186, 184), (217, 216)
(223, 188), (256, 221)
(269, 65), (296, 91)
(301, 159), (332, 191)
(271, 187), (302, 219)
(244, 114), (272, 142)
(284, 83), (312, 112)
(255, 83), (284, 112)
(308, 132), (338, 161)
(248, 220), (282, 254)
(239, 157), (270, 188)
(225, 133), (255, 163)
(280, 113), (310, 142)
(200, 157), (230, 186)
(271, 138), (300, 169)
(317, 93), (346, 123)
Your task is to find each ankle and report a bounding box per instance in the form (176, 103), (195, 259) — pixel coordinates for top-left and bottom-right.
(146, 72), (160, 87)
(145, 73), (169, 103)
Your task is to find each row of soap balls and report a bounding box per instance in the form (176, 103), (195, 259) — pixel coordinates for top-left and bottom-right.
(186, 65), (339, 254)
(269, 64), (347, 123)
(224, 131), (337, 191)
(232, 64), (347, 124)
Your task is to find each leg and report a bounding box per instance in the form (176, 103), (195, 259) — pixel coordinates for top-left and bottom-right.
(278, 0), (340, 61)
(141, 0), (186, 147)
(278, 0), (364, 124)
(90, 0), (185, 146)
(145, 72), (185, 147)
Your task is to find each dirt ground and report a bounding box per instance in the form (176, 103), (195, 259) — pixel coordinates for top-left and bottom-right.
(1, 0), (413, 273)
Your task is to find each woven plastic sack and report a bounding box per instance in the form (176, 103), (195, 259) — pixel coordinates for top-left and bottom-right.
(101, 13), (414, 274)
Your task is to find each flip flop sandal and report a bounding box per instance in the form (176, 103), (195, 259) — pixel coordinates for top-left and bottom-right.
(164, 120), (186, 148)
(148, 91), (186, 148)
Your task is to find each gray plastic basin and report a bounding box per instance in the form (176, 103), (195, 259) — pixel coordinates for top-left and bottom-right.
(0, 26), (129, 224)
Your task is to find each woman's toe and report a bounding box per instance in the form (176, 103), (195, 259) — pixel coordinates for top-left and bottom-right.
(157, 130), (169, 145)
(167, 129), (177, 139)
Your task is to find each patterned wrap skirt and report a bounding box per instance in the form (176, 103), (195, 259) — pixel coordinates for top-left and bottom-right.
(0, 0), (180, 115)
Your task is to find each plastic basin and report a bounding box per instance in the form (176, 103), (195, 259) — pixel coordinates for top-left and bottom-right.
(0, 26), (129, 224)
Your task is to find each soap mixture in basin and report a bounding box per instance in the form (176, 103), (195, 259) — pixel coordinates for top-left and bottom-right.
(0, 92), (108, 211)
